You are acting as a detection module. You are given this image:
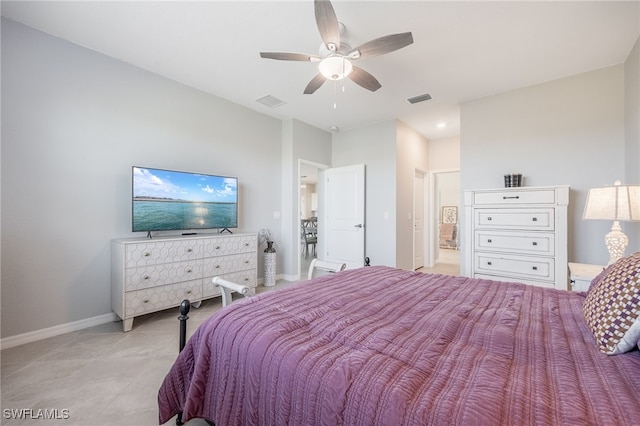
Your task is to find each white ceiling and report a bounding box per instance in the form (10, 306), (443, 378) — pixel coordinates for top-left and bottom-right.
(2, 1), (639, 141)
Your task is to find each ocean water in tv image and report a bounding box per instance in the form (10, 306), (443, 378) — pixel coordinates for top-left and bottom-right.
(133, 200), (237, 231)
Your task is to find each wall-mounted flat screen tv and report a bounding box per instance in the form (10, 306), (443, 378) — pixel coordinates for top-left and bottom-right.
(132, 166), (238, 233)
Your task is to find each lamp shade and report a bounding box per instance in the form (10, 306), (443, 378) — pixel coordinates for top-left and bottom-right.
(583, 181), (640, 222)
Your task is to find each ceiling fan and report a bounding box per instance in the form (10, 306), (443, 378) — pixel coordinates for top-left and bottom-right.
(260, 0), (413, 94)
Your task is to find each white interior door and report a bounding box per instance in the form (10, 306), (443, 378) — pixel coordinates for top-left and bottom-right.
(414, 171), (425, 270)
(324, 164), (365, 269)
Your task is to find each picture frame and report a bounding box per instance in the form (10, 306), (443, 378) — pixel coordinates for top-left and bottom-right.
(442, 206), (457, 224)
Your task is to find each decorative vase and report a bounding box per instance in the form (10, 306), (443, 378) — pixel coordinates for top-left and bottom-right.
(264, 241), (276, 287)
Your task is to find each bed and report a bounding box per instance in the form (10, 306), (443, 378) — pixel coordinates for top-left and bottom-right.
(158, 259), (640, 425)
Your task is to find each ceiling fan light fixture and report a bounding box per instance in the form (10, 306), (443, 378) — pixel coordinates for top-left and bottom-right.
(319, 56), (353, 80)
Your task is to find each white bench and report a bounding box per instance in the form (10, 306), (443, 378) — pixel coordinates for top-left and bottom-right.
(212, 276), (255, 307)
(212, 259), (346, 308)
(307, 259), (347, 280)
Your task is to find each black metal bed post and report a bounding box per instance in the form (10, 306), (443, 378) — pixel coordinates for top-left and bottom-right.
(178, 299), (191, 352)
(176, 299), (191, 426)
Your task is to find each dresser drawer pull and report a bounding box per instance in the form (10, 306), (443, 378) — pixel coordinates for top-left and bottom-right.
(215, 265), (220, 269)
(487, 239), (492, 243)
(187, 248), (193, 253)
(143, 275), (150, 281)
(144, 252), (151, 257)
(244, 277), (250, 282)
(245, 260), (250, 264)
(503, 196), (520, 200)
(532, 217), (538, 221)
(143, 298), (149, 303)
(215, 246), (221, 250)
(244, 243), (249, 247)
(185, 289), (192, 294)
(532, 266), (538, 270)
(186, 269), (192, 273)
(532, 242), (538, 246)
(487, 217), (492, 221)
(487, 261), (492, 266)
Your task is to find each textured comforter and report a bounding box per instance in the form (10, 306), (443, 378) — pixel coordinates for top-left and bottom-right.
(158, 266), (640, 425)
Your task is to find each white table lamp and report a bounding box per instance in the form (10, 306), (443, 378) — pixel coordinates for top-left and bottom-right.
(583, 180), (640, 265)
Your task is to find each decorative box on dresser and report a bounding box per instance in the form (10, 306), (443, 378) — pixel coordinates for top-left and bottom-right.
(112, 233), (257, 331)
(463, 186), (569, 290)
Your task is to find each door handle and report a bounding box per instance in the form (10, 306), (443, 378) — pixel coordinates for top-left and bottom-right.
(354, 224), (363, 228)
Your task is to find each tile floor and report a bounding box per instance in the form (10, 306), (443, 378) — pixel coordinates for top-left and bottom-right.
(1, 281), (295, 426)
(1, 255), (459, 426)
(416, 248), (460, 276)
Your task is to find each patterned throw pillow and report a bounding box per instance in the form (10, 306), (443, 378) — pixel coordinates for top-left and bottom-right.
(582, 252), (640, 355)
(586, 265), (610, 295)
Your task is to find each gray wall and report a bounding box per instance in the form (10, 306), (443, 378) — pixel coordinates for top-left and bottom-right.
(395, 120), (429, 270)
(460, 64), (636, 268)
(624, 37), (640, 244)
(333, 121), (397, 267)
(1, 20), (283, 338)
(282, 119), (332, 279)
(332, 120), (429, 269)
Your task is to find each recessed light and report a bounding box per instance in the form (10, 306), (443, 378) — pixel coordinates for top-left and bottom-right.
(437, 122), (446, 129)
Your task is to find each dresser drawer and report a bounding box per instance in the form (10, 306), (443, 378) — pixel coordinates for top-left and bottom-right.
(124, 280), (203, 317)
(124, 239), (202, 267)
(202, 235), (256, 256)
(202, 252), (256, 277)
(124, 260), (202, 291)
(203, 269), (257, 298)
(473, 189), (556, 205)
(474, 253), (555, 282)
(475, 208), (554, 230)
(474, 230), (555, 255)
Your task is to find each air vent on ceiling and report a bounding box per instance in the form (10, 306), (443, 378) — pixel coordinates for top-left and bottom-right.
(256, 95), (287, 108)
(407, 93), (432, 104)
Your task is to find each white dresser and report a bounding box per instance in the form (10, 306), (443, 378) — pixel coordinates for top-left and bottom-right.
(112, 233), (257, 331)
(463, 186), (569, 290)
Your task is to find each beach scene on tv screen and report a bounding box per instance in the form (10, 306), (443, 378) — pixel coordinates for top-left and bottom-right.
(133, 167), (237, 231)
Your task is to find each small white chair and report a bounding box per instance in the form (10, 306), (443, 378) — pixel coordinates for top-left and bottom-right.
(307, 258), (347, 280)
(212, 276), (255, 307)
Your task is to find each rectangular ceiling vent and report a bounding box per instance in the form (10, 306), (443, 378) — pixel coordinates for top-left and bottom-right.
(256, 95), (286, 109)
(407, 93), (432, 104)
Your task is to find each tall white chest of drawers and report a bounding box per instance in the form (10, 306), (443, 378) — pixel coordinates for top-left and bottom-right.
(463, 186), (569, 290)
(112, 233), (257, 331)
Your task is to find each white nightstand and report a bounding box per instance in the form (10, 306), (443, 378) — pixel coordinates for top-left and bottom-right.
(568, 262), (605, 292)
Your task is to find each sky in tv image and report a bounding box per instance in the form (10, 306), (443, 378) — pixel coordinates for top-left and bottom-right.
(133, 167), (237, 203)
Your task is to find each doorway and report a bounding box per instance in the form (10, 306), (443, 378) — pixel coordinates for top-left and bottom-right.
(299, 160), (325, 278)
(425, 170), (460, 275)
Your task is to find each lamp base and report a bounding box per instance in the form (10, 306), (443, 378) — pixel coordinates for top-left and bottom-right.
(605, 221), (628, 266)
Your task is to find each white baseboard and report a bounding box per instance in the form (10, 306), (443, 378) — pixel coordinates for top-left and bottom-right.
(280, 273), (299, 282)
(0, 312), (119, 350)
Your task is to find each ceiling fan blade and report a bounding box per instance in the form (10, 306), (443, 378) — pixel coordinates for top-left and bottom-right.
(304, 73), (327, 94)
(349, 32), (414, 59)
(349, 66), (382, 92)
(260, 52), (320, 62)
(314, 0), (340, 51)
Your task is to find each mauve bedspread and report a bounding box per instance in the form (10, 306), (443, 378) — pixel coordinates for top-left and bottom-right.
(158, 266), (640, 425)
